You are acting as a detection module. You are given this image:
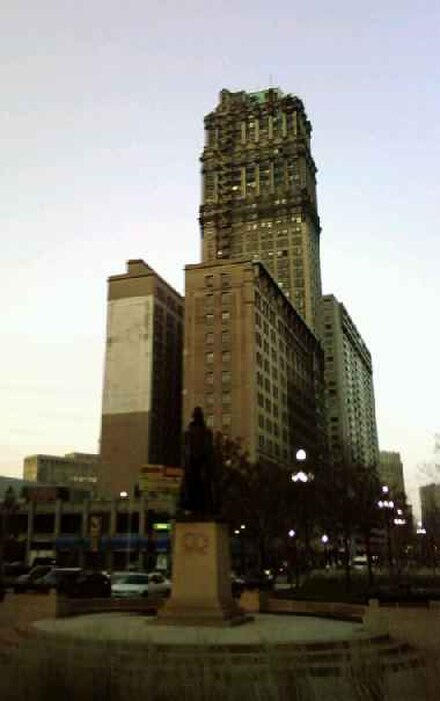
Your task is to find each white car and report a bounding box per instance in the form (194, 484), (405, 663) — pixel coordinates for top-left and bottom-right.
(352, 555), (368, 569)
(111, 571), (171, 598)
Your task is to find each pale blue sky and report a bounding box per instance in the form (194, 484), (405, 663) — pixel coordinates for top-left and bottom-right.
(1, 1), (439, 513)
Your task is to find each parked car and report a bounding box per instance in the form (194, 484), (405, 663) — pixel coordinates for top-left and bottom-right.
(62, 571), (111, 599)
(111, 572), (149, 598)
(352, 555), (368, 570)
(33, 567), (82, 594)
(111, 571), (171, 598)
(241, 570), (275, 591)
(13, 565), (54, 593)
(2, 562), (31, 589)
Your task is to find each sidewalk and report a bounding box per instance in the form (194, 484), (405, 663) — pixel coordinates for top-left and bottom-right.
(0, 592), (56, 652)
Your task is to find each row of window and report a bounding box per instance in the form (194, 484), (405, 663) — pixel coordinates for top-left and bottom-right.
(205, 350), (231, 363)
(204, 273), (230, 289)
(206, 112), (298, 148)
(205, 371), (231, 385)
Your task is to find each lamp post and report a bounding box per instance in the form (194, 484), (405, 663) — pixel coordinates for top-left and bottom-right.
(290, 449), (314, 572)
(393, 509), (407, 574)
(416, 522), (427, 568)
(233, 524), (246, 574)
(378, 486), (394, 577)
(120, 491), (131, 570)
(321, 534), (329, 569)
(288, 529), (299, 588)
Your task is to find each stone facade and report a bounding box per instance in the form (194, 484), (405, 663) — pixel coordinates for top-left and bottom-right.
(184, 258), (325, 467)
(200, 88), (322, 335)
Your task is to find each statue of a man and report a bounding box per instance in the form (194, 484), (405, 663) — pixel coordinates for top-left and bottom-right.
(178, 407), (217, 518)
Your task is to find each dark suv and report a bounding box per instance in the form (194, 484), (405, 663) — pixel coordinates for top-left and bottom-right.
(61, 571), (111, 598)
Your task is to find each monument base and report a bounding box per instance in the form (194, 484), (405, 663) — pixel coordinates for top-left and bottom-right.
(157, 521), (253, 627)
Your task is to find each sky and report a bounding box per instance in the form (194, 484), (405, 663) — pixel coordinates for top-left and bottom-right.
(1, 1), (439, 515)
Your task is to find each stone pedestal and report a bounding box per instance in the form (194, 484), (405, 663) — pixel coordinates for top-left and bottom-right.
(157, 521), (252, 627)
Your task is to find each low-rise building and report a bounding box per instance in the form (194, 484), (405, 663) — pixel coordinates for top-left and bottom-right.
(23, 453), (99, 492)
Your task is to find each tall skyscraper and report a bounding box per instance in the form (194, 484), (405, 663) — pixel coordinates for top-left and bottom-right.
(321, 294), (379, 468)
(200, 88), (322, 334)
(183, 258), (325, 467)
(98, 260), (183, 497)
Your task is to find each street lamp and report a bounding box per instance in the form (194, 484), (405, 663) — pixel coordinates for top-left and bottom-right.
(287, 529), (299, 588)
(290, 449), (314, 572)
(321, 534), (329, 568)
(233, 525), (246, 573)
(120, 491), (131, 570)
(378, 493), (394, 576)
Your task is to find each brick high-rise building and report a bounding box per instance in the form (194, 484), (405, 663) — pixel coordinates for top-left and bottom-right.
(200, 88), (322, 334)
(98, 260), (183, 497)
(183, 258), (325, 467)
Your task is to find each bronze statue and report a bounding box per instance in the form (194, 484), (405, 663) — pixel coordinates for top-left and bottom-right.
(178, 407), (218, 519)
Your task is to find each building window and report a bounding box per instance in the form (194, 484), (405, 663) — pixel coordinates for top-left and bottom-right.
(221, 310), (231, 322)
(206, 314), (214, 325)
(258, 414), (265, 428)
(206, 393), (214, 405)
(206, 414), (214, 428)
(221, 371), (231, 384)
(206, 332), (214, 344)
(222, 392), (231, 405)
(220, 273), (230, 288)
(221, 330), (230, 344)
(222, 414), (231, 428)
(205, 352), (214, 364)
(205, 275), (214, 288)
(222, 350), (231, 363)
(206, 373), (214, 385)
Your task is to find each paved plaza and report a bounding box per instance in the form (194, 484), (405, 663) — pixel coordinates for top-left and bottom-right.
(34, 611), (363, 645)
